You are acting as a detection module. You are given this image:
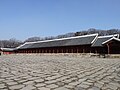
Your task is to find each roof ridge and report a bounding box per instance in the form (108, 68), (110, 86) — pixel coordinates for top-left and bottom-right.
(102, 37), (120, 44)
(91, 33), (98, 44)
(98, 34), (119, 38)
(25, 33), (98, 44)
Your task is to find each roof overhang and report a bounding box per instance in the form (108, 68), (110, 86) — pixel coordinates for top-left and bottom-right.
(25, 33), (98, 44)
(91, 33), (98, 44)
(17, 33), (98, 49)
(0, 48), (16, 51)
(102, 37), (120, 45)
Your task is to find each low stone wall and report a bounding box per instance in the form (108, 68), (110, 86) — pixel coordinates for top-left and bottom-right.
(2, 53), (92, 58)
(2, 53), (120, 58)
(108, 54), (120, 58)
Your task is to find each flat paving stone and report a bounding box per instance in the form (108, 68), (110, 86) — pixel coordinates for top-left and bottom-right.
(34, 78), (44, 83)
(81, 81), (93, 86)
(94, 82), (103, 88)
(23, 81), (34, 85)
(38, 87), (50, 90)
(0, 84), (6, 89)
(6, 81), (18, 86)
(21, 85), (36, 90)
(9, 84), (25, 90)
(77, 83), (90, 89)
(75, 87), (86, 90)
(88, 86), (100, 90)
(0, 54), (120, 90)
(35, 83), (46, 87)
(64, 85), (74, 89)
(46, 84), (58, 89)
(54, 87), (70, 90)
(68, 81), (80, 86)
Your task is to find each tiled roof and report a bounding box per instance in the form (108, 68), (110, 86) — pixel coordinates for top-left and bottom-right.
(92, 34), (119, 47)
(1, 34), (120, 51)
(102, 37), (120, 45)
(0, 48), (16, 51)
(18, 33), (98, 49)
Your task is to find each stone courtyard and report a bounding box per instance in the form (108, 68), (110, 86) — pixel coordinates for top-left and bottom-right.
(0, 54), (120, 90)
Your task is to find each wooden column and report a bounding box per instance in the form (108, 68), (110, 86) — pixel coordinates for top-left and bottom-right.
(90, 50), (91, 53)
(66, 49), (68, 53)
(77, 48), (78, 53)
(61, 49), (63, 53)
(83, 49), (85, 53)
(57, 49), (58, 53)
(71, 49), (73, 53)
(107, 44), (110, 54)
(45, 49), (47, 53)
(49, 49), (50, 53)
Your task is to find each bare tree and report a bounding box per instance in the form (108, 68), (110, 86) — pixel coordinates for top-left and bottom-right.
(24, 37), (42, 42)
(106, 29), (119, 35)
(0, 38), (22, 48)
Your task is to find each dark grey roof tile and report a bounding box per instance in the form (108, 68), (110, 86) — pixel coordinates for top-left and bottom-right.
(92, 34), (119, 47)
(18, 34), (98, 49)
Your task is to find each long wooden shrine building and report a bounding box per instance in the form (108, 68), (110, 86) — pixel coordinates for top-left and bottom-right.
(1, 33), (120, 54)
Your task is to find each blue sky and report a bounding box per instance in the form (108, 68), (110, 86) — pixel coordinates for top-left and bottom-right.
(0, 0), (120, 40)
